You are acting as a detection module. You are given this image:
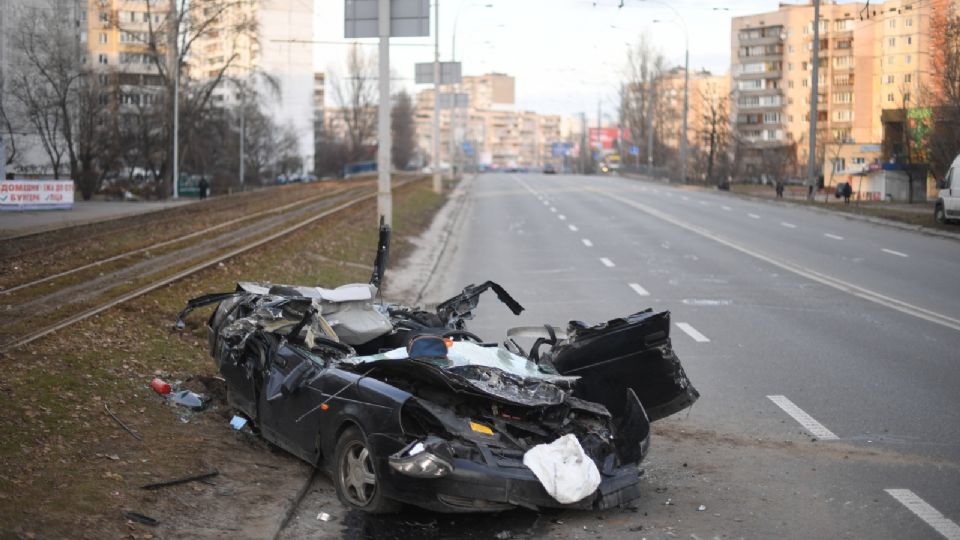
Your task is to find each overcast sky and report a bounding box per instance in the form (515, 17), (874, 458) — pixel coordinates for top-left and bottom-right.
(313, 0), (810, 117)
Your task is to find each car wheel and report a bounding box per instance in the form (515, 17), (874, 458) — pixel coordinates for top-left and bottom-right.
(935, 203), (947, 224)
(334, 427), (399, 513)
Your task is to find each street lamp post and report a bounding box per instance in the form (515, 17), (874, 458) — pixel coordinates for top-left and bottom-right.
(450, 3), (492, 179)
(432, 0), (441, 193)
(622, 1), (689, 183)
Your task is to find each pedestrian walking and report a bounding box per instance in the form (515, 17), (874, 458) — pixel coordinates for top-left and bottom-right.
(198, 177), (209, 200)
(775, 181), (784, 198)
(841, 181), (852, 204)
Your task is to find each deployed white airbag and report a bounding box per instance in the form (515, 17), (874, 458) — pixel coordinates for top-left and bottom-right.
(522, 433), (601, 504)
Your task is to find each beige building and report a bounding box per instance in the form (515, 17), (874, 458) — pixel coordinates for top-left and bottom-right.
(731, 0), (952, 183)
(414, 73), (565, 169)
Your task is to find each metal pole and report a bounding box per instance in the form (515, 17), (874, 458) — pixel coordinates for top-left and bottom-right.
(451, 20), (458, 180)
(173, 55), (180, 199)
(239, 96), (245, 188)
(647, 77), (654, 172)
(432, 0), (441, 193)
(680, 45), (689, 183)
(377, 0), (392, 226)
(806, 0), (821, 200)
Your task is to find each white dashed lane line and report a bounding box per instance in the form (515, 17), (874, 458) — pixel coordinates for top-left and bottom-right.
(599, 257), (615, 268)
(882, 248), (909, 258)
(675, 322), (710, 343)
(747, 213), (761, 219)
(582, 239), (593, 247)
(542, 201), (550, 206)
(558, 214), (567, 220)
(628, 283), (650, 296)
(780, 222), (797, 229)
(698, 200), (709, 206)
(568, 224), (578, 232)
(722, 206), (732, 211)
(681, 196), (690, 201)
(549, 207), (557, 213)
(885, 489), (960, 540)
(766, 395), (839, 440)
(824, 233), (844, 240)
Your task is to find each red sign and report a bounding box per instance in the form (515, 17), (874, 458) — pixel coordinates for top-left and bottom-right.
(588, 128), (621, 150)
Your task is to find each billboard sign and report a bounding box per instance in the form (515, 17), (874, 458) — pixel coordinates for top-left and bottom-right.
(588, 128), (621, 150)
(439, 92), (469, 108)
(551, 142), (573, 157)
(415, 62), (461, 85)
(0, 179), (74, 211)
(345, 0), (429, 38)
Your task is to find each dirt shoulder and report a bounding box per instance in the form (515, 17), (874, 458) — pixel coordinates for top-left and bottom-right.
(0, 178), (446, 539)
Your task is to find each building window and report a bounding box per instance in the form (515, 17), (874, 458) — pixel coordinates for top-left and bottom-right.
(832, 109), (853, 122)
(143, 12), (150, 22)
(99, 11), (108, 23)
(905, 55), (911, 64)
(887, 93), (894, 102)
(833, 92), (852, 103)
(833, 56), (851, 68)
(802, 78), (808, 88)
(99, 32), (107, 44)
(98, 54), (108, 65)
(888, 37), (896, 47)
(788, 80), (794, 89)
(833, 159), (846, 173)
(887, 74), (895, 84)
(904, 92), (911, 103)
(788, 62), (793, 71)
(853, 157), (866, 165)
(98, 74), (108, 85)
(888, 56), (895, 65)
(905, 17), (913, 27)
(889, 18), (896, 29)
(904, 73), (912, 83)
(80, 31), (87, 43)
(907, 36), (912, 45)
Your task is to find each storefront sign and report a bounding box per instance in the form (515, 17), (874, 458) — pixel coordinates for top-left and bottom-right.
(0, 179), (75, 210)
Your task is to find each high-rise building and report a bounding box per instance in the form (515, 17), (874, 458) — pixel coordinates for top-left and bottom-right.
(731, 0), (951, 182)
(191, 0), (314, 171)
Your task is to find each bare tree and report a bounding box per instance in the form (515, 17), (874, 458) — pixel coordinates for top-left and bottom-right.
(760, 142), (797, 187)
(620, 35), (666, 170)
(391, 90), (415, 170)
(697, 85), (732, 185)
(331, 44), (378, 164)
(925, 10), (960, 181)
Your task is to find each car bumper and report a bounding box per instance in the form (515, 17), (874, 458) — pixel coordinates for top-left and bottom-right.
(375, 452), (643, 513)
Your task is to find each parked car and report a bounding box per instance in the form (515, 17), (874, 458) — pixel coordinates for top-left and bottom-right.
(543, 163), (557, 175)
(935, 153), (960, 224)
(175, 225), (699, 514)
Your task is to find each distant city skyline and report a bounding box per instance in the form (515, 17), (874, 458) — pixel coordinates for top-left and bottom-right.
(312, 0), (827, 116)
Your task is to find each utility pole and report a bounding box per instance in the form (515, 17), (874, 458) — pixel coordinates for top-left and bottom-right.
(239, 91), (245, 188)
(596, 99), (601, 169)
(680, 47), (689, 183)
(647, 76), (654, 174)
(580, 112), (587, 174)
(169, 0), (179, 199)
(432, 0), (441, 193)
(377, 0), (392, 226)
(806, 0), (821, 200)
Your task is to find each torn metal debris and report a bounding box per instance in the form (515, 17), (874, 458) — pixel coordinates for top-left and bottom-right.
(175, 222), (698, 514)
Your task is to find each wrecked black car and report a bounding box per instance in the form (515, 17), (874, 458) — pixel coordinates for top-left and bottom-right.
(175, 225), (698, 514)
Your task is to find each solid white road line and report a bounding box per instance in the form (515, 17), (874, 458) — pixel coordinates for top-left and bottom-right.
(600, 257), (615, 267)
(629, 283), (650, 296)
(766, 395), (839, 440)
(568, 224), (578, 232)
(781, 222), (797, 229)
(722, 206), (732, 211)
(558, 214), (566, 220)
(824, 233), (844, 240)
(885, 489), (960, 540)
(748, 213), (761, 219)
(593, 189), (960, 333)
(882, 248), (909, 258)
(675, 322), (710, 343)
(582, 238), (593, 247)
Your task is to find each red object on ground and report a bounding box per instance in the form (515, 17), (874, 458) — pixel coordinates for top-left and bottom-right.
(150, 378), (171, 395)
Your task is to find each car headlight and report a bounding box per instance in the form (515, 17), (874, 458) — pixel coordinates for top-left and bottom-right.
(389, 438), (454, 478)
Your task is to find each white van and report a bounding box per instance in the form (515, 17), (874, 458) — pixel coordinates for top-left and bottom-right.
(935, 153), (960, 224)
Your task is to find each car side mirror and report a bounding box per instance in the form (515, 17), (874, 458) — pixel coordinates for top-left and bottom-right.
(280, 361), (315, 397)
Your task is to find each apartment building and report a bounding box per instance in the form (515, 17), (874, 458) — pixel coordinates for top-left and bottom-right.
(731, 0), (949, 182)
(414, 73), (565, 169)
(190, 0), (314, 170)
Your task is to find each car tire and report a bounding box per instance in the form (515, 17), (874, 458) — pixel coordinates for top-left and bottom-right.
(333, 426), (400, 514)
(935, 202), (947, 224)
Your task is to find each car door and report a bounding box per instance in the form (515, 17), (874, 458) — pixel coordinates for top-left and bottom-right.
(257, 344), (327, 463)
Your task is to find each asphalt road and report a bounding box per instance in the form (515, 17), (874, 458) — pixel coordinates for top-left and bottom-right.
(422, 171), (960, 539)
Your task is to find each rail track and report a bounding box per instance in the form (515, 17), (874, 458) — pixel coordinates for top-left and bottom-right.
(0, 179), (414, 353)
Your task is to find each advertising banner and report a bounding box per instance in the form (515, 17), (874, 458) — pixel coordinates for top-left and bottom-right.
(588, 128), (621, 150)
(0, 179), (75, 210)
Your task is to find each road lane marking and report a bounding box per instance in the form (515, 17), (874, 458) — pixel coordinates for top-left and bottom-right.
(666, 193), (674, 198)
(676, 322), (710, 343)
(600, 257), (615, 267)
(780, 222), (797, 229)
(885, 489), (960, 540)
(824, 233), (844, 240)
(766, 395), (838, 440)
(882, 248), (908, 258)
(629, 283), (650, 296)
(550, 207), (557, 213)
(699, 201), (709, 206)
(542, 200), (550, 206)
(722, 206), (732, 211)
(748, 213), (761, 219)
(568, 224), (578, 232)
(582, 238), (593, 247)
(682, 196), (690, 201)
(593, 189), (960, 332)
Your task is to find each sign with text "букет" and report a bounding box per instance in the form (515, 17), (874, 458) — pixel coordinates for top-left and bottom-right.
(0, 180), (75, 210)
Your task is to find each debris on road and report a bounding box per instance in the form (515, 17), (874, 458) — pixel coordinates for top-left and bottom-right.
(229, 415), (248, 430)
(149, 378), (172, 395)
(122, 511), (158, 527)
(170, 390), (206, 410)
(317, 512), (332, 522)
(104, 403), (143, 441)
(140, 469), (219, 490)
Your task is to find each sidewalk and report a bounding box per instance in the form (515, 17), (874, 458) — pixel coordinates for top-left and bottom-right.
(0, 199), (194, 239)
